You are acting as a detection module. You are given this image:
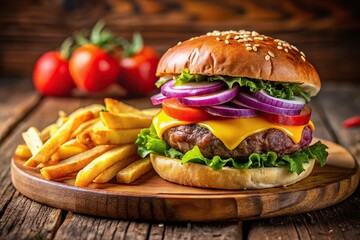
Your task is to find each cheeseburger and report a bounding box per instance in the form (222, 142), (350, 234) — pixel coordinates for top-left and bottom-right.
(136, 30), (328, 189)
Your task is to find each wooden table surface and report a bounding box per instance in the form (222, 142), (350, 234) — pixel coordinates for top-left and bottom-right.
(0, 78), (359, 239)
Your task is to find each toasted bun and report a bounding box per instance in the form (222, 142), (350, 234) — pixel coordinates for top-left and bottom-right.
(156, 30), (320, 96)
(150, 154), (315, 189)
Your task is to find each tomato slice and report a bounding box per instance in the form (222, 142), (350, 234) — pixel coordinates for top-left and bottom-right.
(162, 98), (211, 122)
(261, 104), (312, 126)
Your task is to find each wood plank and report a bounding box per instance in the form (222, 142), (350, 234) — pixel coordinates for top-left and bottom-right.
(0, 191), (62, 240)
(317, 82), (360, 162)
(160, 222), (243, 240)
(54, 214), (243, 240)
(248, 186), (360, 239)
(0, 77), (40, 217)
(0, 78), (40, 142)
(53, 212), (130, 240)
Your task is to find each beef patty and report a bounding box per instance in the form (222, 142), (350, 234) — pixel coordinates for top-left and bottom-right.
(163, 125), (312, 159)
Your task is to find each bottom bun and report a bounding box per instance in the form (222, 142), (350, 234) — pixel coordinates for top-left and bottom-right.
(150, 154), (315, 189)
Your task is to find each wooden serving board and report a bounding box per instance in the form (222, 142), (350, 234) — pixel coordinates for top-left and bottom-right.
(11, 139), (359, 222)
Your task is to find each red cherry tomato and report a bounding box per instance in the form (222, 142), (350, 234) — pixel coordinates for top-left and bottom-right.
(33, 51), (75, 96)
(162, 98), (211, 122)
(69, 44), (120, 92)
(262, 104), (312, 126)
(119, 46), (159, 96)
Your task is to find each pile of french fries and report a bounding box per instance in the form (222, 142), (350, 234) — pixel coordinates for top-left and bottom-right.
(15, 98), (159, 187)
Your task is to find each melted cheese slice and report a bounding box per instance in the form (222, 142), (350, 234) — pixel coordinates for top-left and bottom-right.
(153, 110), (314, 150)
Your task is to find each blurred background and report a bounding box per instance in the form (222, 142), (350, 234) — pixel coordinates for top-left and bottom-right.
(1, 0), (360, 83)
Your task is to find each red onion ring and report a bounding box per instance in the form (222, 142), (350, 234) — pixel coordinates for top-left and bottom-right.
(237, 92), (301, 115)
(161, 80), (225, 98)
(203, 105), (257, 118)
(179, 85), (239, 106)
(252, 90), (305, 110)
(150, 93), (168, 105)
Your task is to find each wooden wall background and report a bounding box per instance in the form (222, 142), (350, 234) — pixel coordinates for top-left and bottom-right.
(1, 0), (360, 82)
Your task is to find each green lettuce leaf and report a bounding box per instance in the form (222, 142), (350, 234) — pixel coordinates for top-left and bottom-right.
(175, 68), (206, 85)
(207, 75), (265, 91)
(301, 140), (328, 167)
(155, 76), (173, 88)
(135, 125), (183, 158)
(181, 141), (328, 175)
(264, 82), (311, 102)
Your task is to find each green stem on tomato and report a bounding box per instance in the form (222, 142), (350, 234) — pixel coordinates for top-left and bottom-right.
(59, 37), (74, 60)
(121, 32), (144, 58)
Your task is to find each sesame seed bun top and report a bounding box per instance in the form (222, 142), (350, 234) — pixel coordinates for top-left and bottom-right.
(156, 30), (321, 96)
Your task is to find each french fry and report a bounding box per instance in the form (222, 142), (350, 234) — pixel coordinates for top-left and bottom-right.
(100, 111), (152, 129)
(55, 110), (68, 127)
(93, 154), (139, 183)
(37, 158), (60, 168)
(41, 145), (115, 180)
(104, 98), (142, 114)
(24, 110), (94, 167)
(22, 127), (43, 155)
(51, 139), (88, 161)
(75, 144), (137, 187)
(49, 124), (60, 137)
(40, 123), (58, 142)
(14, 144), (32, 159)
(70, 117), (100, 139)
(68, 104), (104, 118)
(141, 108), (161, 117)
(77, 128), (142, 147)
(116, 157), (152, 184)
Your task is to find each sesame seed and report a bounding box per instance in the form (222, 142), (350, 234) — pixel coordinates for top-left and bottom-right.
(301, 56), (306, 62)
(226, 35), (232, 39)
(265, 55), (271, 61)
(274, 39), (280, 42)
(237, 39), (244, 42)
(225, 39), (230, 44)
(284, 48), (289, 53)
(268, 51), (275, 57)
(245, 43), (251, 47)
(277, 46), (282, 49)
(291, 45), (299, 51)
(252, 46), (258, 51)
(216, 37), (221, 41)
(278, 42), (282, 45)
(254, 44), (260, 47)
(300, 51), (306, 57)
(246, 46), (252, 51)
(234, 35), (240, 40)
(254, 37), (264, 40)
(247, 38), (253, 41)
(251, 31), (259, 36)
